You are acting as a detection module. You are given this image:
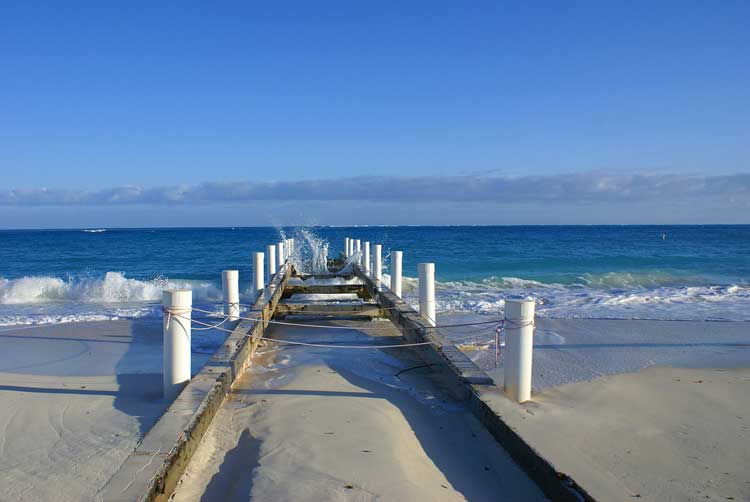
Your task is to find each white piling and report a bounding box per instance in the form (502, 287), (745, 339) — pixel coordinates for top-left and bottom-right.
(373, 244), (382, 283)
(418, 263), (436, 327)
(162, 289), (192, 400)
(253, 252), (264, 300)
(391, 250), (403, 298)
(355, 239), (361, 257)
(345, 237), (350, 257)
(503, 299), (536, 403)
(349, 238), (355, 258)
(222, 270), (240, 321)
(363, 242), (371, 273)
(277, 241), (285, 269)
(266, 244), (276, 280)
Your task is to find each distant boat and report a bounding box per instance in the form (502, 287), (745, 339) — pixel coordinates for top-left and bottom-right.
(83, 229), (107, 233)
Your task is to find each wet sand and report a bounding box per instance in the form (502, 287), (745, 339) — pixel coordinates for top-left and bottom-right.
(172, 320), (545, 501)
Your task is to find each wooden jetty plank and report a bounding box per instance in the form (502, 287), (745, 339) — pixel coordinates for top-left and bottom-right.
(353, 265), (592, 502)
(326, 257), (346, 269)
(281, 284), (370, 299)
(101, 263), (294, 502)
(275, 302), (384, 317)
(293, 273), (357, 281)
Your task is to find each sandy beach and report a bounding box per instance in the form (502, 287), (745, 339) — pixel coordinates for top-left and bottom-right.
(486, 365), (750, 501)
(460, 318), (750, 501)
(0, 319), (214, 502)
(2, 315), (747, 501)
(172, 320), (545, 501)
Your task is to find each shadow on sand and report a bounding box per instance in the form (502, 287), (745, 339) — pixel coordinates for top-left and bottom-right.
(200, 429), (262, 502)
(112, 320), (168, 435)
(203, 328), (542, 502)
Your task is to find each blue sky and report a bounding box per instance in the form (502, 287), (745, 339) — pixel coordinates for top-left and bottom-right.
(1, 1), (748, 227)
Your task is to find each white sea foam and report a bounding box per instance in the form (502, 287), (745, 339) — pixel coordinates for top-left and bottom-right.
(395, 275), (750, 321)
(0, 272), (221, 305)
(0, 272), (224, 326)
(2, 258), (747, 329)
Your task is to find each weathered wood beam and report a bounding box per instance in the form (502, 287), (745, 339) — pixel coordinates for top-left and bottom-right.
(275, 302), (384, 318)
(293, 273), (358, 281)
(326, 257), (347, 271)
(281, 284), (370, 299)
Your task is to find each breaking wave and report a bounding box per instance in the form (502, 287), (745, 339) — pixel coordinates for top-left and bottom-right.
(1, 267), (747, 327)
(0, 272), (221, 305)
(394, 275), (750, 321)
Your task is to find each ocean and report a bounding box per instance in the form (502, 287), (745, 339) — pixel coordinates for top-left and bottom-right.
(1, 226), (748, 329)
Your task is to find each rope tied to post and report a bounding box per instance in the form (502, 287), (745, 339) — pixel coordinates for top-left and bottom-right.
(494, 318), (536, 367)
(161, 304), (192, 331)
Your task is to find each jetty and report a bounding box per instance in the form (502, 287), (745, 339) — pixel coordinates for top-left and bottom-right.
(102, 237), (589, 501)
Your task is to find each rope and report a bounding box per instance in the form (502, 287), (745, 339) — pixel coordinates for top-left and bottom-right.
(167, 309), (531, 353)
(191, 316), (230, 331)
(494, 319), (536, 367)
(186, 306), (502, 331)
(170, 311), (440, 350)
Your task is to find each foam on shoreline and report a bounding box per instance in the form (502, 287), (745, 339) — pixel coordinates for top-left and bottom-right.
(2, 267), (748, 328)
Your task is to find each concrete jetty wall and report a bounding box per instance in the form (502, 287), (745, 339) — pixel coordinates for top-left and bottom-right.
(101, 263), (294, 502)
(353, 265), (593, 502)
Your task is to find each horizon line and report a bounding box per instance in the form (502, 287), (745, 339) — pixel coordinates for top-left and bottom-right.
(2, 223), (749, 232)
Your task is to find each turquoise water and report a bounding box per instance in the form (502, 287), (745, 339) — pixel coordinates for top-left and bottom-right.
(0, 225), (748, 325)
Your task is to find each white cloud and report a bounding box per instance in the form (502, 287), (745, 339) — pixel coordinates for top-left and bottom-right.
(1, 172), (748, 207)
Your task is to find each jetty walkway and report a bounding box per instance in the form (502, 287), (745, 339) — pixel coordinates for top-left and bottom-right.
(102, 239), (590, 501)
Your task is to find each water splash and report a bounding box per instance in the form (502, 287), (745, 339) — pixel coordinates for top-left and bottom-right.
(291, 228), (330, 274)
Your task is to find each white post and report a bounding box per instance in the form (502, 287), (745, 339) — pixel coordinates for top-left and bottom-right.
(349, 238), (355, 258)
(222, 270), (240, 321)
(277, 241), (285, 269)
(253, 252), (264, 300)
(288, 238), (294, 257)
(373, 244), (382, 283)
(355, 239), (361, 256)
(504, 299), (536, 403)
(363, 242), (370, 273)
(162, 289), (191, 400)
(418, 263), (436, 327)
(345, 237), (350, 257)
(391, 250), (403, 298)
(266, 244), (276, 280)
